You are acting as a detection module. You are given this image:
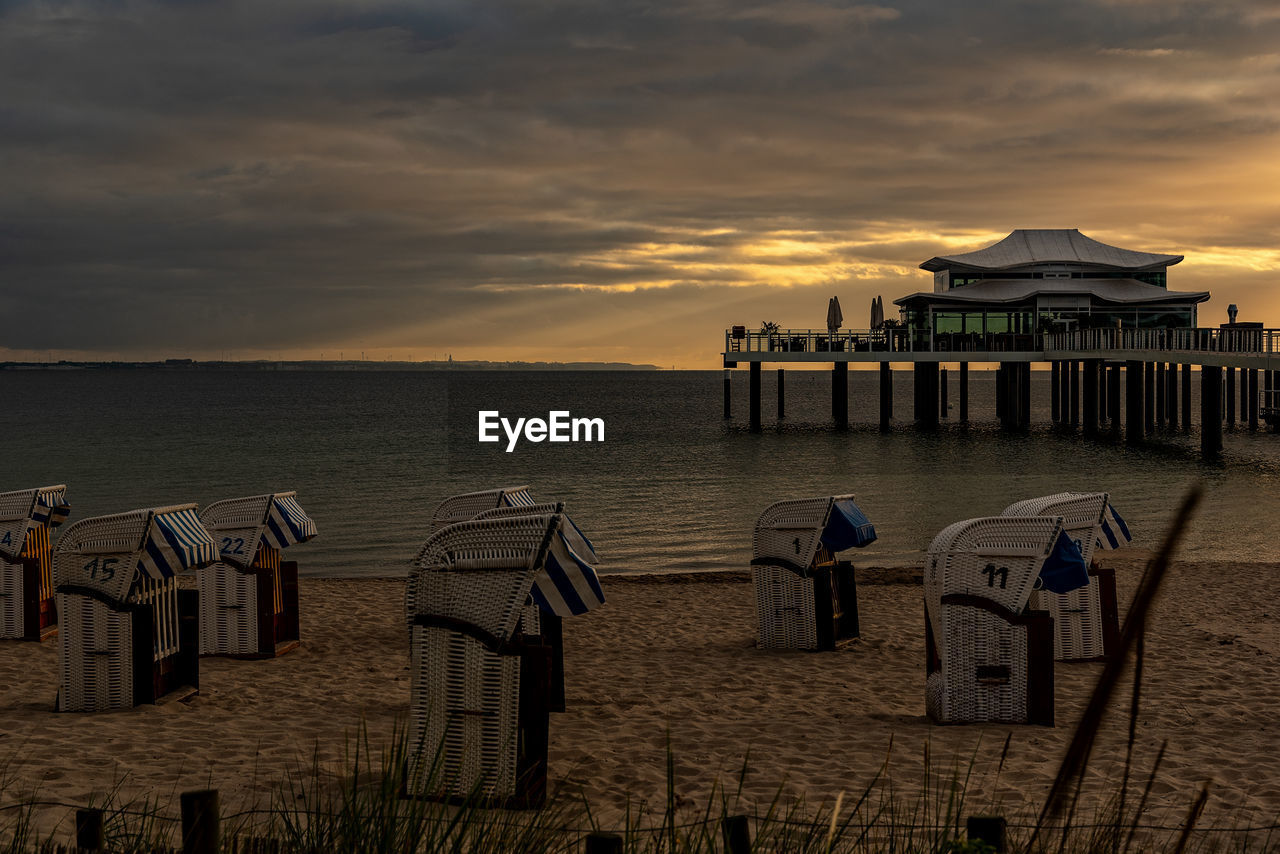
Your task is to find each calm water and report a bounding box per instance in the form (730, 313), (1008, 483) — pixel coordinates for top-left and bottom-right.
(2, 369), (1278, 576)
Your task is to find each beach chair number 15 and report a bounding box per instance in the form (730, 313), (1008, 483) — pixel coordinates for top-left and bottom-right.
(982, 563), (1008, 589)
(82, 557), (118, 581)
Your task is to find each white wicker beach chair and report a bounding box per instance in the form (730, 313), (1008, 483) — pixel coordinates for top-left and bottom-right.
(1002, 492), (1125, 661)
(408, 499), (604, 714)
(0, 485), (71, 641)
(196, 492), (317, 658)
(54, 504), (218, 712)
(406, 513), (566, 808)
(751, 494), (876, 650)
(924, 516), (1080, 725)
(429, 486), (537, 532)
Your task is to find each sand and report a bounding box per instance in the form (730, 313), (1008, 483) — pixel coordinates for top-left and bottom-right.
(3, 552), (1280, 840)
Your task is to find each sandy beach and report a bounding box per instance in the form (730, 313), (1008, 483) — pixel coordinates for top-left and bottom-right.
(3, 552), (1279, 840)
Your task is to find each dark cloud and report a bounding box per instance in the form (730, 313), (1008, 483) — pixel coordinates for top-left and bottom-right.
(1, 0), (1278, 364)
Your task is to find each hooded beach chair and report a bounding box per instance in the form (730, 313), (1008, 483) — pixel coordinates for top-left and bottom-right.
(428, 486), (536, 532)
(751, 494), (877, 650)
(0, 485), (71, 641)
(406, 512), (603, 808)
(54, 504), (218, 711)
(196, 492), (317, 658)
(924, 516), (1088, 725)
(1002, 492), (1130, 661)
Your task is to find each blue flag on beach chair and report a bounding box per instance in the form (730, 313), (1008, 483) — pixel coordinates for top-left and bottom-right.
(1036, 531), (1089, 594)
(1097, 502), (1132, 551)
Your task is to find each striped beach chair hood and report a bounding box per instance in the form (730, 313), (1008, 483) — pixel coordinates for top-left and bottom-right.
(752, 494), (877, 577)
(0, 485), (71, 562)
(1096, 500), (1132, 550)
(138, 506), (220, 581)
(199, 492), (317, 569)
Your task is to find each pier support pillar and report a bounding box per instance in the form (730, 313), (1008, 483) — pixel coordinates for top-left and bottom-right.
(1202, 365), (1223, 459)
(1083, 359), (1100, 437)
(996, 364), (1007, 421)
(1108, 364), (1122, 439)
(940, 367), (949, 419)
(1248, 369), (1259, 430)
(1181, 364), (1192, 431)
(1068, 361), (1080, 427)
(749, 362), (761, 433)
(1166, 363), (1178, 430)
(723, 369), (731, 420)
(1098, 363), (1108, 423)
(959, 362), (969, 423)
(776, 369), (785, 421)
(879, 362), (892, 432)
(1125, 360), (1145, 445)
(832, 362), (848, 429)
(1019, 363), (1032, 430)
(1155, 362), (1166, 430)
(1226, 366), (1236, 427)
(1051, 362), (1061, 424)
(1152, 361), (1162, 435)
(915, 362), (939, 429)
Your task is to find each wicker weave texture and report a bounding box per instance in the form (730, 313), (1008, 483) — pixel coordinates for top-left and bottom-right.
(57, 593), (133, 712)
(407, 626), (522, 800)
(53, 507), (154, 602)
(752, 565), (818, 649)
(429, 487), (530, 532)
(197, 563), (258, 656)
(0, 558), (22, 638)
(926, 605), (1030, 723)
(1002, 493), (1108, 660)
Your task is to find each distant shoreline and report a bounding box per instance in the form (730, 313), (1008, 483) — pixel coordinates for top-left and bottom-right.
(0, 359), (661, 371)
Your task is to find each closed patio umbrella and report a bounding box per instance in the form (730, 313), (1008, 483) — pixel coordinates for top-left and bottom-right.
(827, 296), (843, 335)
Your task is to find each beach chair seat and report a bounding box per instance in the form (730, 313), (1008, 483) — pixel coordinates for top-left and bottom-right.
(1001, 492), (1129, 661)
(751, 494), (876, 650)
(428, 486), (536, 532)
(924, 516), (1087, 725)
(406, 511), (604, 808)
(54, 504), (218, 711)
(196, 492), (317, 658)
(0, 485), (71, 641)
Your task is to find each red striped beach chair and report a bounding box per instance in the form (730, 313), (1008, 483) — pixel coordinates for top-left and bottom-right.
(924, 516), (1087, 725)
(54, 504), (219, 711)
(1001, 492), (1129, 661)
(751, 494), (876, 650)
(428, 486), (536, 532)
(406, 512), (604, 808)
(196, 492), (317, 658)
(0, 485), (71, 642)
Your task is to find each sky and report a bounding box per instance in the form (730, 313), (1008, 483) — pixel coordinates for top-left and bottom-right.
(3, 0), (1279, 368)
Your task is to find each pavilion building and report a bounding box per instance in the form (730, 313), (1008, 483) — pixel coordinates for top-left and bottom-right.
(894, 229), (1209, 348)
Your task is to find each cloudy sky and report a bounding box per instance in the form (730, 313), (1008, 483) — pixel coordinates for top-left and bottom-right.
(3, 0), (1279, 367)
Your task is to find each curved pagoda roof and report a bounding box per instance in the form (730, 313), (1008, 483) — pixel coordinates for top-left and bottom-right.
(920, 229), (1183, 273)
(894, 278), (1209, 309)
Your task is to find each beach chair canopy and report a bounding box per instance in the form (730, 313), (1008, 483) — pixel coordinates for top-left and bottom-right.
(0, 485), (70, 561)
(411, 510), (604, 621)
(54, 504), (219, 602)
(1002, 491), (1129, 567)
(429, 486), (536, 531)
(200, 491), (318, 569)
(752, 494), (876, 576)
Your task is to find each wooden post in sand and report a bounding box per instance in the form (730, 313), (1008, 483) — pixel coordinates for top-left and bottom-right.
(967, 815), (1007, 853)
(722, 815), (752, 854)
(585, 833), (624, 854)
(181, 790), (220, 854)
(75, 808), (105, 851)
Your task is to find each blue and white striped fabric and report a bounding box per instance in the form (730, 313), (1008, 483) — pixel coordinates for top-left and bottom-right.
(138, 508), (220, 580)
(502, 488), (537, 509)
(31, 488), (71, 528)
(530, 527), (605, 617)
(562, 514), (598, 563)
(262, 494), (318, 550)
(1097, 502), (1132, 551)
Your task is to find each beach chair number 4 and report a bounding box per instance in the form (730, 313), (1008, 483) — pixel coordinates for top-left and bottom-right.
(982, 563), (1008, 589)
(221, 537), (246, 556)
(82, 557), (118, 581)
(0, 531), (9, 546)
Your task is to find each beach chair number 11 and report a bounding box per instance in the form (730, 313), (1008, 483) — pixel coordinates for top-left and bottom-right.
(982, 563), (1008, 589)
(793, 537), (801, 555)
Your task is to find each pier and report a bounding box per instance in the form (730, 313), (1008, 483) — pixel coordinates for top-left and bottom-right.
(722, 326), (1280, 460)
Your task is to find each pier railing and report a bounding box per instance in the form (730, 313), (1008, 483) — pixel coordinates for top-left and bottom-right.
(725, 327), (1280, 356)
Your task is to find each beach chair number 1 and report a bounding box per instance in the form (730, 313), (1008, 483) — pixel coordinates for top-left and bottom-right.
(982, 563), (1008, 589)
(221, 537), (245, 556)
(82, 557), (118, 581)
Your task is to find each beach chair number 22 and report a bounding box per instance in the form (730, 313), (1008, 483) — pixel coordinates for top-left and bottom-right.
(82, 557), (118, 581)
(221, 537), (246, 556)
(982, 563), (1009, 589)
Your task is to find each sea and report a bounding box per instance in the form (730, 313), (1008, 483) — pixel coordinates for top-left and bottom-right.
(3, 368), (1278, 576)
